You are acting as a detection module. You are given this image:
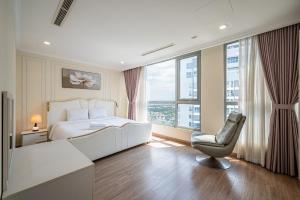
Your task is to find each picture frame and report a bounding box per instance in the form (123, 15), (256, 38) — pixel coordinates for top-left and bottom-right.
(62, 68), (101, 90)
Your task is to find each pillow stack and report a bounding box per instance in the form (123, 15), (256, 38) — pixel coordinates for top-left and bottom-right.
(67, 108), (89, 121)
(67, 107), (107, 121)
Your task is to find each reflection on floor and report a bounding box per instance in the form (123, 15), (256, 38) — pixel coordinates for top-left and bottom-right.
(94, 136), (300, 200)
(147, 136), (185, 148)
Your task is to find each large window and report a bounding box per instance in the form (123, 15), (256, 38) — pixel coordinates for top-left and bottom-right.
(225, 42), (240, 117)
(146, 60), (176, 126)
(146, 52), (200, 129)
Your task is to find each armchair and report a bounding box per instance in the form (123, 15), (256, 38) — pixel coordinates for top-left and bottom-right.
(191, 112), (246, 169)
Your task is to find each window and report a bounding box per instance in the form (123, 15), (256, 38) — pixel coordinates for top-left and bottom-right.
(179, 56), (198, 99)
(146, 60), (176, 126)
(146, 52), (200, 129)
(177, 54), (200, 129)
(178, 104), (200, 129)
(225, 42), (240, 117)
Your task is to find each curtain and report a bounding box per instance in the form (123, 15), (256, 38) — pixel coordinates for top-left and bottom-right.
(123, 67), (142, 120)
(136, 67), (148, 122)
(258, 24), (300, 176)
(298, 29), (300, 179)
(236, 36), (272, 166)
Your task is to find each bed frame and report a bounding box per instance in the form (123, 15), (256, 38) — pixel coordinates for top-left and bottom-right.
(47, 99), (152, 161)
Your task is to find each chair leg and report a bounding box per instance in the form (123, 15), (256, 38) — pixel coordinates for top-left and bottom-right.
(195, 155), (231, 169)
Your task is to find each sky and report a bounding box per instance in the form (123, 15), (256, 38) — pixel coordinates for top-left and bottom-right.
(146, 59), (175, 101)
(146, 43), (239, 102)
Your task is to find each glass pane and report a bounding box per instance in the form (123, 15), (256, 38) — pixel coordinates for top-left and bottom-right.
(226, 42), (240, 103)
(147, 102), (175, 126)
(179, 56), (197, 99)
(178, 104), (200, 129)
(225, 104), (240, 117)
(146, 59), (176, 126)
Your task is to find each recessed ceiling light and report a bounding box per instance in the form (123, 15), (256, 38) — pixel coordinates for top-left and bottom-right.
(219, 25), (227, 30)
(120, 61), (125, 65)
(43, 41), (51, 45)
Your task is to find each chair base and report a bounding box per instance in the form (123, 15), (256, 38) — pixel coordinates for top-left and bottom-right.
(196, 155), (231, 169)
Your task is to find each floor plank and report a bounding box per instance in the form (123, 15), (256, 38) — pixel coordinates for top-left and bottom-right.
(94, 137), (300, 200)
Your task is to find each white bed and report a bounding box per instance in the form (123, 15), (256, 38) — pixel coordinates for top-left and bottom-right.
(47, 99), (152, 161)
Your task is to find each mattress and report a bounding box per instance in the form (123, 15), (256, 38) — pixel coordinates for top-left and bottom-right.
(49, 116), (136, 140)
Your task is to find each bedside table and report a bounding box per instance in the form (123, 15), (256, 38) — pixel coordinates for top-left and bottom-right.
(21, 129), (48, 146)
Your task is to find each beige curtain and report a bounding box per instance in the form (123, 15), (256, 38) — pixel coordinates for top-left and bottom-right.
(236, 36), (272, 166)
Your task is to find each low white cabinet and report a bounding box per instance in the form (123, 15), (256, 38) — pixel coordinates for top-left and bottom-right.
(21, 129), (48, 146)
(2, 140), (95, 200)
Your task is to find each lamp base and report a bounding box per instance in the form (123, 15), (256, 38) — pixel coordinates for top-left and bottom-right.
(32, 123), (39, 131)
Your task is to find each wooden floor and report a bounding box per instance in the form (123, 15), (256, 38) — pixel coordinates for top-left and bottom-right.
(94, 137), (300, 200)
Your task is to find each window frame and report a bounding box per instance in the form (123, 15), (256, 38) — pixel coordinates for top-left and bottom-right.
(224, 41), (240, 119)
(146, 50), (201, 130)
(176, 51), (201, 130)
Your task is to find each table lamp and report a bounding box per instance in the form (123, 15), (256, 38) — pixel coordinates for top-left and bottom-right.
(31, 114), (42, 131)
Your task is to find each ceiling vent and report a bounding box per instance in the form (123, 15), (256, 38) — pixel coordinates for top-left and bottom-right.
(141, 43), (176, 56)
(53, 0), (75, 26)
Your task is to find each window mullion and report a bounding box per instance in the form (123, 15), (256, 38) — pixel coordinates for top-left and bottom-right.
(175, 57), (179, 127)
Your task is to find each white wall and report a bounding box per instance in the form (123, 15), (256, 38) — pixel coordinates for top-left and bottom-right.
(0, 0), (17, 196)
(153, 45), (225, 141)
(16, 51), (127, 146)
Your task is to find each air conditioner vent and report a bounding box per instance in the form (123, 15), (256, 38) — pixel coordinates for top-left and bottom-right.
(141, 43), (176, 56)
(53, 0), (75, 26)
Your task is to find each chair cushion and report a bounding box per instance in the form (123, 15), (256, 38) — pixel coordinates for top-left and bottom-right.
(191, 133), (224, 147)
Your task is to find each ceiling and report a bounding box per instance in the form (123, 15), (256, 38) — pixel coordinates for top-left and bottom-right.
(16, 0), (300, 71)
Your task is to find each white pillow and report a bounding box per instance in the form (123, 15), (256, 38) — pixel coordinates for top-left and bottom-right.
(89, 107), (107, 119)
(67, 108), (89, 121)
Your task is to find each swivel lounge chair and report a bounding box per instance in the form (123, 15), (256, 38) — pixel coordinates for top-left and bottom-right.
(191, 112), (246, 169)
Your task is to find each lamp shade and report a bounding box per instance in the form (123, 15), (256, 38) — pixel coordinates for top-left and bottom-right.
(31, 114), (42, 124)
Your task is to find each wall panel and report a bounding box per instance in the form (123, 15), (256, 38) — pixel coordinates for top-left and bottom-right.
(16, 51), (126, 146)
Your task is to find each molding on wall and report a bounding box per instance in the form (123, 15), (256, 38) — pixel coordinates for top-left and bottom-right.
(16, 49), (122, 72)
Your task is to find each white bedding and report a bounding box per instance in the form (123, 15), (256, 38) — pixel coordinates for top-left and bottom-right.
(49, 116), (136, 140)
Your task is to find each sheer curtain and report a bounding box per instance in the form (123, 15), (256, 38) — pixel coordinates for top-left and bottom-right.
(236, 36), (272, 166)
(136, 67), (148, 122)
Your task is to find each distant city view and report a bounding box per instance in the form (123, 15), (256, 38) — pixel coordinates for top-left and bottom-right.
(146, 43), (239, 127)
(147, 101), (175, 126)
(146, 55), (200, 129)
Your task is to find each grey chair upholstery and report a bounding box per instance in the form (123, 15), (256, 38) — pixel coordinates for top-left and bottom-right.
(191, 112), (246, 169)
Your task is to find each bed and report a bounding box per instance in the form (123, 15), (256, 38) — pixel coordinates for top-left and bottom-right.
(47, 99), (152, 161)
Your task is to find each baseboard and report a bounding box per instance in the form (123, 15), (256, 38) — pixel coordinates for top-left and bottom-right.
(152, 132), (191, 146)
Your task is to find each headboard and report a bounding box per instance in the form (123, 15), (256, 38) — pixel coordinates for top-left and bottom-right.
(47, 99), (117, 128)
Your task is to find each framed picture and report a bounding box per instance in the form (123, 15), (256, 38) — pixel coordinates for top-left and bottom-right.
(62, 68), (101, 90)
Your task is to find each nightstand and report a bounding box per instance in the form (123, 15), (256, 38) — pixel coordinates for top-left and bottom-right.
(21, 129), (48, 146)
